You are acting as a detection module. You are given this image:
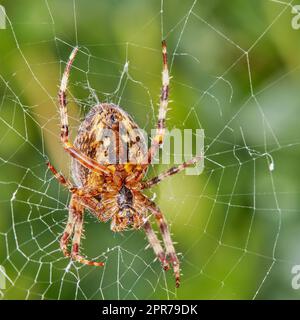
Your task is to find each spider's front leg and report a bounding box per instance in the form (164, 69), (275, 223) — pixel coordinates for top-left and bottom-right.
(150, 204), (180, 288)
(138, 193), (180, 287)
(60, 197), (77, 258)
(143, 220), (170, 271)
(61, 194), (104, 267)
(129, 40), (170, 184)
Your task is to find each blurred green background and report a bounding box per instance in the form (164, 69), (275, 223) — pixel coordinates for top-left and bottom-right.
(0, 0), (300, 299)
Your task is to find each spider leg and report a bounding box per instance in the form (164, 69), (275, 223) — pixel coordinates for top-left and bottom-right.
(150, 205), (180, 288)
(58, 47), (111, 176)
(143, 220), (170, 271)
(47, 161), (75, 190)
(70, 207), (104, 267)
(47, 161), (101, 197)
(145, 40), (170, 166)
(137, 193), (180, 287)
(127, 40), (170, 185)
(60, 196), (77, 258)
(61, 194), (104, 267)
(141, 155), (202, 189)
(47, 160), (111, 220)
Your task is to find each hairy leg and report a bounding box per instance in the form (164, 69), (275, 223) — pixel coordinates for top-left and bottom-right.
(60, 195), (104, 267)
(141, 155), (202, 189)
(47, 161), (73, 189)
(150, 205), (180, 288)
(58, 47), (111, 176)
(136, 192), (180, 287)
(47, 161), (101, 197)
(60, 196), (78, 258)
(70, 207), (104, 267)
(143, 220), (170, 271)
(146, 40), (170, 165)
(128, 41), (170, 184)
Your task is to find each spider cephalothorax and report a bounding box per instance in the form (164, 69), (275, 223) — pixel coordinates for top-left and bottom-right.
(47, 41), (201, 287)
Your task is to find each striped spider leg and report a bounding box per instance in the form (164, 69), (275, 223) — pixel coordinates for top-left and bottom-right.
(134, 191), (181, 287)
(47, 162), (105, 266)
(58, 47), (112, 176)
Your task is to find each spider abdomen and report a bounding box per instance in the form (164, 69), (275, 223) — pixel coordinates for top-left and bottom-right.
(71, 103), (147, 187)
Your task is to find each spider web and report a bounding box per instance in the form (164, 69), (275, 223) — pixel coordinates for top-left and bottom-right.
(0, 0), (300, 300)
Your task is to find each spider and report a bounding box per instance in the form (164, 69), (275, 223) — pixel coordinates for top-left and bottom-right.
(46, 41), (201, 288)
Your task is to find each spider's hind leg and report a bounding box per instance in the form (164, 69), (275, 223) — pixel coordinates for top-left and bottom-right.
(58, 47), (111, 176)
(47, 161), (74, 190)
(144, 40), (170, 166)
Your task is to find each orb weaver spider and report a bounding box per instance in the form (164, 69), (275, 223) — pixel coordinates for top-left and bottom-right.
(47, 41), (201, 287)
